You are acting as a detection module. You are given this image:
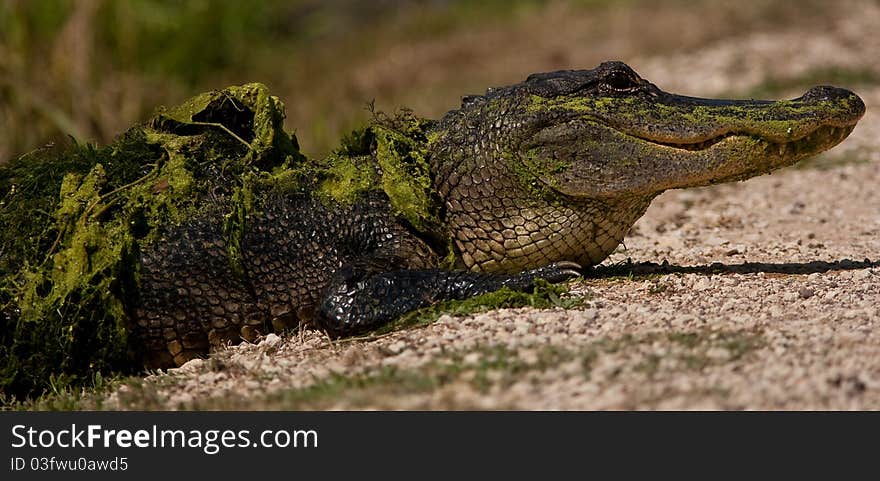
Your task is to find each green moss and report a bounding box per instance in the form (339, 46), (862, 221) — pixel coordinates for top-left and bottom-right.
(506, 150), (566, 207)
(373, 121), (435, 232)
(1, 83), (305, 398)
(312, 110), (449, 254)
(438, 238), (459, 270)
(318, 153), (378, 205)
(224, 172), (255, 276)
(317, 110), (443, 234)
(519, 144), (577, 199)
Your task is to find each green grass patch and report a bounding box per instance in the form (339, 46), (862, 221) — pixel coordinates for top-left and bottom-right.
(183, 328), (762, 410)
(10, 326), (766, 410)
(168, 344), (586, 410)
(377, 278), (586, 335)
(2, 371), (126, 411)
(636, 330), (765, 376)
(67, 328), (761, 410)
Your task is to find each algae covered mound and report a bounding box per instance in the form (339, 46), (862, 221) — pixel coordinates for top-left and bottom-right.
(0, 83), (305, 398)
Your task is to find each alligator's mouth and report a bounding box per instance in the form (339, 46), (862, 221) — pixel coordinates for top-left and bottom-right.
(638, 124), (856, 155)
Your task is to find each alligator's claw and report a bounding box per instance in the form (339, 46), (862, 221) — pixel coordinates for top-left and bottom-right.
(523, 261), (583, 284)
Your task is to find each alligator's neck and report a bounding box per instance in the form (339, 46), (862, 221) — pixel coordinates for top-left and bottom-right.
(427, 110), (654, 273)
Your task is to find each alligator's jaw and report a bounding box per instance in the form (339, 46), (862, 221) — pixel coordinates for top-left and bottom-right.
(645, 124), (855, 155)
(632, 122), (858, 186)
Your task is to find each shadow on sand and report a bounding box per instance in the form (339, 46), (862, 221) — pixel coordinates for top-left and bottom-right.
(588, 257), (878, 279)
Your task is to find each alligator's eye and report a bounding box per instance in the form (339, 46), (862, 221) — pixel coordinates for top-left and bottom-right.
(601, 70), (638, 93)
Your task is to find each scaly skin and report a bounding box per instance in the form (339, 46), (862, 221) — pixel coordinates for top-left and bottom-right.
(7, 62), (865, 369)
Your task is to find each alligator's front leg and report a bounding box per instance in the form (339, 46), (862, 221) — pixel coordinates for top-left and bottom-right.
(317, 262), (581, 337)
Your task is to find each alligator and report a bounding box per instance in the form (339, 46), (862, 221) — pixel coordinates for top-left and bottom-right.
(0, 61), (864, 395)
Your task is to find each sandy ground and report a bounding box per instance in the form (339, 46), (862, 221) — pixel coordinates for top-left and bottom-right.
(104, 3), (880, 410)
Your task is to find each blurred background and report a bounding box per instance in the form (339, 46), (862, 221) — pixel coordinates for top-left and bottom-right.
(1, 0), (878, 162)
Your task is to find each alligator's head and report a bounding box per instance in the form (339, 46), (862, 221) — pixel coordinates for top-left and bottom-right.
(431, 61), (865, 272)
(518, 61), (865, 196)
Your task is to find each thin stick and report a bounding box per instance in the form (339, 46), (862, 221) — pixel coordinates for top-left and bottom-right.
(187, 121), (252, 150)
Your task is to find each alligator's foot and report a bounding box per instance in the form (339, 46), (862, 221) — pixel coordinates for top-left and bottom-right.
(507, 261), (583, 287)
(317, 261), (582, 337)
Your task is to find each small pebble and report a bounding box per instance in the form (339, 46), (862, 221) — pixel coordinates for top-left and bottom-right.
(261, 333), (282, 348)
(387, 340), (407, 354)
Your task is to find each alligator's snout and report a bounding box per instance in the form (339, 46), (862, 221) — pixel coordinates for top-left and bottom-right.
(799, 85), (866, 120)
(802, 85), (859, 102)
